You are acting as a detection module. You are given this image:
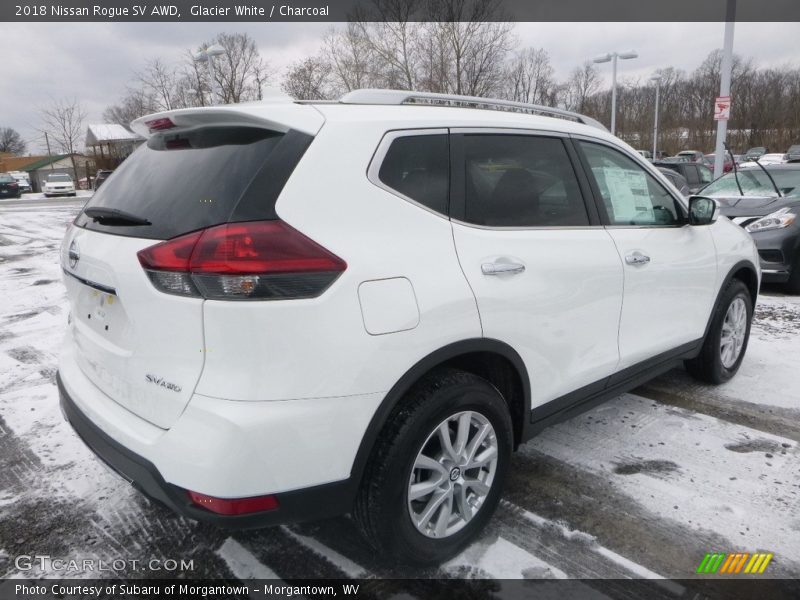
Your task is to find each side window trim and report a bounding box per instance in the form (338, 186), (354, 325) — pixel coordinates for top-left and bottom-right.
(366, 128), (451, 219)
(571, 135), (688, 228)
(449, 128), (601, 229)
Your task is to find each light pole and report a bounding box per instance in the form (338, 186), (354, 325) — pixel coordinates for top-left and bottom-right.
(593, 50), (638, 136)
(713, 0), (736, 179)
(193, 44), (226, 105)
(650, 75), (661, 159)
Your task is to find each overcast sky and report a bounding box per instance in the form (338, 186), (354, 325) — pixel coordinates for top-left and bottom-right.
(4, 21), (799, 154)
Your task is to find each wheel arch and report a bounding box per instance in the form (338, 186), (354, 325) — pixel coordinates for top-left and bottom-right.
(703, 259), (759, 340)
(349, 338), (531, 488)
(725, 260), (759, 312)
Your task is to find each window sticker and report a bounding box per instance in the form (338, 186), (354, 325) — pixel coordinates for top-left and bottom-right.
(602, 167), (653, 222)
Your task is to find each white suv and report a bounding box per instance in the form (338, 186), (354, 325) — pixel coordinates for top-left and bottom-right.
(58, 90), (759, 564)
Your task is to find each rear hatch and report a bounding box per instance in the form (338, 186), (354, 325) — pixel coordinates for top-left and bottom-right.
(61, 105), (323, 428)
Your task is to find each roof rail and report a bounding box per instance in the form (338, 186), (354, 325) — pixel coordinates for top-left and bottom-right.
(339, 89), (607, 132)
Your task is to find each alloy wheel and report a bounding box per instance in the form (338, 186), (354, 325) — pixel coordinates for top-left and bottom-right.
(407, 411), (498, 539)
(720, 297), (748, 368)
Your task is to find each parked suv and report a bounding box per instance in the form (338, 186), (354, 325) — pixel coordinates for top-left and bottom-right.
(653, 159), (714, 194)
(58, 90), (760, 565)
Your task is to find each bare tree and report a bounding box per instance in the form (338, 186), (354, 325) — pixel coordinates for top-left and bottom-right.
(103, 88), (158, 129)
(282, 57), (333, 100)
(425, 0), (514, 96)
(0, 127), (26, 155)
(560, 61), (601, 112)
(350, 0), (427, 90)
(136, 58), (181, 111)
(503, 47), (555, 104)
(319, 0), (513, 97)
(40, 98), (87, 179)
(199, 33), (273, 103)
(323, 24), (377, 94)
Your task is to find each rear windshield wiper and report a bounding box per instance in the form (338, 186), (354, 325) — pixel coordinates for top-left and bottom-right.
(83, 207), (152, 226)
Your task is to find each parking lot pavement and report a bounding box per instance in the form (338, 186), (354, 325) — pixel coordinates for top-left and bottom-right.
(1, 204), (799, 587)
(0, 191), (91, 211)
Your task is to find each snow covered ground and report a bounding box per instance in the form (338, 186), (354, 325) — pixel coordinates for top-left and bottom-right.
(0, 203), (799, 590)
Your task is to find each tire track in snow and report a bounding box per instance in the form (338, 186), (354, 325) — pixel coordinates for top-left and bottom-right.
(233, 526), (357, 580)
(517, 392), (800, 577)
(638, 372), (800, 443)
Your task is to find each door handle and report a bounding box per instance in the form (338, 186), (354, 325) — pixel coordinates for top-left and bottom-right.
(481, 262), (526, 276)
(625, 252), (651, 266)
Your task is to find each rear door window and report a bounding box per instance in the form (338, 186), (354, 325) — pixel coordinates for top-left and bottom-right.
(75, 127), (312, 240)
(461, 134), (589, 227)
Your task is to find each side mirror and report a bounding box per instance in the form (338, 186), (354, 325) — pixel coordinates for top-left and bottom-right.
(688, 196), (717, 225)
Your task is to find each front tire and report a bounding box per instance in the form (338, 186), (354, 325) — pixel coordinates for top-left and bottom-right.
(786, 253), (800, 295)
(354, 369), (513, 565)
(685, 279), (753, 384)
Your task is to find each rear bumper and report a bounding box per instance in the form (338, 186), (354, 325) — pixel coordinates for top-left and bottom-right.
(58, 372), (356, 529)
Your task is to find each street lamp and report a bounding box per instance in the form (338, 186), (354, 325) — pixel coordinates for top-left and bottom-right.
(650, 75), (661, 159)
(193, 44), (226, 105)
(593, 50), (638, 136)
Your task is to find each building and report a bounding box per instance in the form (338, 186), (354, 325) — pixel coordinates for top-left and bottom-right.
(5, 154), (96, 192)
(85, 124), (144, 170)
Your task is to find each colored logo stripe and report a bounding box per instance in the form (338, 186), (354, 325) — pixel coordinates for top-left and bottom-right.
(697, 552), (773, 574)
(744, 553), (773, 574)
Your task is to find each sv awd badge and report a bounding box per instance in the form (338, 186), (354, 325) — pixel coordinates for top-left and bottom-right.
(145, 374), (182, 393)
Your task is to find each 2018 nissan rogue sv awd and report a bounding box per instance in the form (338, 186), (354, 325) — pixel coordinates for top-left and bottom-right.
(58, 89), (760, 565)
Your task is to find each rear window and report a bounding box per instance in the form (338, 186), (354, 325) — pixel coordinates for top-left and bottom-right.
(75, 126), (312, 239)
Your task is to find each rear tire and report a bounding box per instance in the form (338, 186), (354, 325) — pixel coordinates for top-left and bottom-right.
(685, 279), (752, 384)
(354, 369), (513, 565)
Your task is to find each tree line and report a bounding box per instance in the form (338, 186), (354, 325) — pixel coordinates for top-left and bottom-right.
(105, 21), (800, 155)
(5, 3), (799, 160)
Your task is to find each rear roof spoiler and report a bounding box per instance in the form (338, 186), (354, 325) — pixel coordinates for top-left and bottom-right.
(131, 103), (324, 138)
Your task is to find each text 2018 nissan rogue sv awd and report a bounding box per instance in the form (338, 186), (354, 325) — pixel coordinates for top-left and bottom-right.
(58, 90), (760, 565)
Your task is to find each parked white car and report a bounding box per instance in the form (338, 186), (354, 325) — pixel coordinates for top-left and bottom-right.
(58, 90), (760, 565)
(43, 173), (76, 197)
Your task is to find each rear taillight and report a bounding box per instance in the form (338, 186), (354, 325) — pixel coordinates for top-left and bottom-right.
(137, 220), (346, 300)
(188, 490), (279, 515)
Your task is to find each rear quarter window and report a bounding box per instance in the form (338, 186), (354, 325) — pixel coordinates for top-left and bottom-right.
(376, 133), (449, 216)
